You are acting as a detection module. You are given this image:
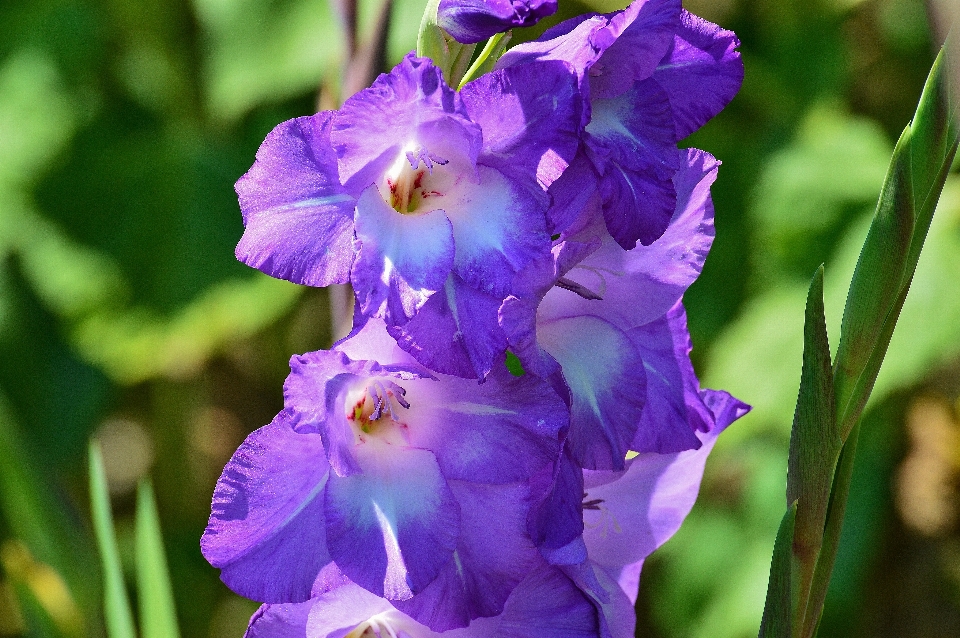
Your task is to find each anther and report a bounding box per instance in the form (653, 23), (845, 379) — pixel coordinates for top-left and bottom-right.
(556, 277), (603, 300)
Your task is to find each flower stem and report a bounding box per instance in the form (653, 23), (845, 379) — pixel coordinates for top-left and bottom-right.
(458, 32), (505, 89)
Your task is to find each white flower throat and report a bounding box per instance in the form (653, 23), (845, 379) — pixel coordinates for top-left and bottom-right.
(345, 614), (403, 638)
(345, 380), (411, 446)
(383, 146), (449, 214)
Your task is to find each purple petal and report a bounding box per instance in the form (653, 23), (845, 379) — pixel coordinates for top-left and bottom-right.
(304, 583), (441, 638)
(586, 78), (679, 248)
(334, 315), (421, 367)
(498, 244), (597, 384)
(598, 162), (677, 249)
(613, 147), (717, 313)
(701, 387), (751, 434)
(498, 246), (566, 378)
(554, 234), (605, 277)
(496, 564), (601, 638)
(626, 307), (706, 454)
(245, 602), (311, 638)
(538, 13), (597, 41)
(444, 165), (551, 298)
(461, 61), (581, 193)
(394, 481), (542, 630)
(545, 150), (603, 237)
(497, 15), (612, 84)
(401, 369), (566, 483)
(585, 80), (677, 172)
(438, 0), (558, 44)
(324, 446), (460, 600)
(581, 389), (740, 569)
(235, 113), (356, 287)
(528, 449), (585, 551)
(539, 148), (719, 328)
(389, 273), (508, 379)
(614, 559), (644, 605)
(588, 0), (681, 99)
(540, 536), (590, 569)
(201, 414), (331, 603)
(654, 10), (744, 139)
(332, 54), (481, 196)
(351, 184), (455, 324)
(499, 294), (562, 381)
(597, 565), (638, 638)
(560, 562), (636, 638)
(496, 0), (680, 104)
(310, 562), (353, 598)
(299, 583), (497, 638)
(539, 315), (647, 471)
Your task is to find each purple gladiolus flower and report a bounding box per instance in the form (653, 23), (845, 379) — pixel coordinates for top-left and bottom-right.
(235, 53), (580, 379)
(497, 0), (742, 248)
(523, 303), (733, 557)
(244, 564), (599, 638)
(212, 0), (748, 632)
(500, 148), (721, 471)
(438, 0), (558, 44)
(201, 319), (569, 629)
(239, 391), (747, 638)
(544, 389), (749, 637)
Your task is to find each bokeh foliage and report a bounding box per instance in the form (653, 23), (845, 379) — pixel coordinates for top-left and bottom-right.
(0, 0), (958, 636)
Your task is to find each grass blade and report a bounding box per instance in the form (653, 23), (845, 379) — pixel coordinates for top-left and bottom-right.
(135, 481), (180, 638)
(89, 441), (136, 638)
(0, 397), (89, 636)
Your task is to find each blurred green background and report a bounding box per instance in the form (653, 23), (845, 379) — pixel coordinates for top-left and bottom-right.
(1, 0), (959, 636)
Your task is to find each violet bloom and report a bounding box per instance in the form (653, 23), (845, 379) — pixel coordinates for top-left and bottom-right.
(235, 53), (579, 379)
(524, 390), (750, 638)
(524, 304), (731, 570)
(497, 0), (742, 248)
(438, 0), (558, 44)
(201, 319), (569, 630)
(501, 149), (721, 472)
(244, 564), (600, 638)
(551, 390), (750, 637)
(236, 385), (748, 638)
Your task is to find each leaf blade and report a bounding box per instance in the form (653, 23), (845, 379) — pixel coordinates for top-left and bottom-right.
(135, 481), (180, 638)
(759, 502), (799, 638)
(89, 441), (136, 638)
(785, 266), (838, 629)
(832, 125), (915, 440)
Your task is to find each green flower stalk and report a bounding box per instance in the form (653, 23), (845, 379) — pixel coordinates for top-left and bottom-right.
(759, 45), (960, 638)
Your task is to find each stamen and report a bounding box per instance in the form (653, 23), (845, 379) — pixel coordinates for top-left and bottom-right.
(384, 146), (449, 213)
(556, 276), (603, 300)
(405, 148), (449, 174)
(370, 383), (388, 421)
(361, 380), (411, 424)
(392, 384), (411, 409)
(582, 491), (622, 538)
(405, 150), (418, 169)
(582, 492), (604, 510)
